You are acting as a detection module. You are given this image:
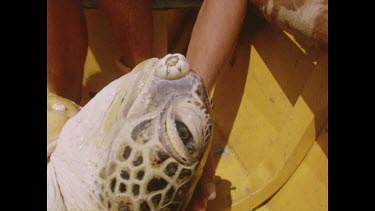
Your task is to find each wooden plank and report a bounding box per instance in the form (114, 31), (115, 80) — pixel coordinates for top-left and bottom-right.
(251, 23), (316, 106)
(233, 97), (315, 210)
(255, 122), (328, 211)
(300, 50), (328, 137)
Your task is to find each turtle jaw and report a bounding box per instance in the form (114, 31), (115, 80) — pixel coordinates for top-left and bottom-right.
(155, 54), (191, 80)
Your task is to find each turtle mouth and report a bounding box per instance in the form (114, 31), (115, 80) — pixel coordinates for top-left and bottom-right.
(155, 54), (191, 80)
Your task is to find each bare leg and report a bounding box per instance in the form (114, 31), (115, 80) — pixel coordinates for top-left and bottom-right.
(186, 1), (248, 210)
(47, 0), (88, 103)
(98, 0), (153, 69)
(187, 0), (248, 92)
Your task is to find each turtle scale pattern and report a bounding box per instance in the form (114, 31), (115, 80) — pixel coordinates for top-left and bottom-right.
(94, 124), (198, 211)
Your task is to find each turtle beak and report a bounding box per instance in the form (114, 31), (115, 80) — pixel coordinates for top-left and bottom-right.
(155, 54), (191, 80)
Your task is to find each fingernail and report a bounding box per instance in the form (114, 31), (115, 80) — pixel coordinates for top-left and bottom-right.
(206, 183), (216, 200)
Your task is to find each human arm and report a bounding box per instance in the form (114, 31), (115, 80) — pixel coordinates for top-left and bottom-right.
(186, 0), (248, 210)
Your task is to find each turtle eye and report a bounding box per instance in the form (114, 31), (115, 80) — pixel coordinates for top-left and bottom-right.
(175, 120), (195, 155)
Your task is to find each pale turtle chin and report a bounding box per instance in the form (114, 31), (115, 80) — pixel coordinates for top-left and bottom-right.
(48, 54), (213, 211)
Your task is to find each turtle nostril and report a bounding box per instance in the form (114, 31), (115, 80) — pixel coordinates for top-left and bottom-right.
(156, 54), (190, 80)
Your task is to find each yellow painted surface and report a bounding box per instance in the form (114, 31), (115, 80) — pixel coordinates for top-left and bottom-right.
(256, 123), (328, 211)
(207, 22), (327, 211)
(82, 10), (328, 211)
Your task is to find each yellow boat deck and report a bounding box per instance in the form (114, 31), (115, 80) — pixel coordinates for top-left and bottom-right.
(82, 9), (328, 211)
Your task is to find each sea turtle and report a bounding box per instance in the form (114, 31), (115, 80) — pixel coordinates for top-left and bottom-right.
(47, 54), (213, 211)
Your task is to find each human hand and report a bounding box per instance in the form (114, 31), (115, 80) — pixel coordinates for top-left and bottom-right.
(187, 150), (216, 211)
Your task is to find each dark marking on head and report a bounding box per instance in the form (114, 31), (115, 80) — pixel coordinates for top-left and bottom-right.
(151, 147), (171, 167)
(151, 194), (162, 207)
(132, 184), (140, 196)
(108, 201), (112, 209)
(178, 169), (192, 182)
(164, 162), (179, 177)
(99, 193), (104, 203)
(163, 186), (176, 205)
(196, 85), (203, 97)
(133, 155), (143, 166)
(140, 201), (151, 211)
(108, 162), (117, 176)
(147, 177), (168, 193)
(123, 146), (132, 160)
(110, 177), (117, 193)
(119, 183), (126, 193)
(99, 167), (106, 180)
(156, 150), (170, 163)
(117, 200), (134, 211)
(120, 170), (130, 180)
(136, 170), (145, 180)
(132, 120), (153, 144)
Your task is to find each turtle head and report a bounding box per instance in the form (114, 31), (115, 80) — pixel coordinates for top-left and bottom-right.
(48, 54), (213, 210)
